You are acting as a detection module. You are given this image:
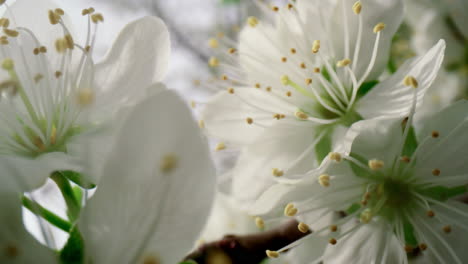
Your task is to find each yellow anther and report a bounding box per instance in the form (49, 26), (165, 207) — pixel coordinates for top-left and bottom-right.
(198, 120), (205, 129)
(368, 159), (384, 170)
(330, 225), (338, 232)
(286, 91), (292, 97)
(272, 168), (284, 177)
(91, 13), (104, 24)
(39, 46), (47, 53)
(285, 207), (297, 217)
(2, 58), (14, 70)
(34, 73), (44, 83)
(64, 34), (74, 49)
(329, 152), (342, 162)
(247, 16), (259, 27)
(227, 87), (235, 94)
(284, 203), (294, 216)
(85, 45), (91, 52)
(3, 28), (18, 37)
(298, 222), (309, 233)
(246, 117), (253, 125)
(208, 57), (219, 67)
(353, 1), (362, 14)
(287, 3), (294, 10)
(55, 71), (62, 78)
(313, 67), (321, 73)
(280, 75), (290, 85)
(373, 22), (386, 33)
(160, 154), (178, 173)
(403, 75), (418, 88)
(255, 217), (265, 229)
(266, 250), (279, 259)
(255, 83), (261, 88)
(329, 238), (337, 245)
(305, 78), (313, 85)
(215, 142), (226, 151)
(76, 88), (94, 106)
(55, 8), (64, 16)
(0, 36), (8, 45)
(431, 130), (440, 138)
(360, 209), (373, 223)
(432, 168), (441, 176)
(281, 57), (287, 63)
(312, 40), (320, 53)
(48, 10), (60, 24)
(294, 110), (309, 120)
(82, 9), (90, 16)
(300, 62), (307, 69)
(190, 101), (196, 109)
(34, 136), (46, 151)
(265, 86), (272, 92)
(33, 48), (40, 55)
(318, 174), (330, 187)
(336, 59), (351, 67)
(55, 38), (67, 53)
(208, 38), (219, 48)
(0, 18), (9, 28)
(272, 6), (279, 12)
(228, 48), (237, 54)
(87, 7), (95, 14)
(0, 0), (5, 5)
(404, 245), (414, 253)
(290, 48), (296, 54)
(221, 74), (228, 81)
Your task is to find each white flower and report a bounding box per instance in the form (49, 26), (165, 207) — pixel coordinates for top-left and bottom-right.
(200, 0), (445, 207)
(250, 100), (468, 263)
(3, 89), (216, 263)
(0, 0), (170, 186)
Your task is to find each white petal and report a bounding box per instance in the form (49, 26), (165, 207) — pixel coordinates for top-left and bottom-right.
(330, 0), (404, 80)
(93, 16), (170, 115)
(80, 90), (215, 264)
(357, 40), (445, 119)
(201, 88), (295, 145)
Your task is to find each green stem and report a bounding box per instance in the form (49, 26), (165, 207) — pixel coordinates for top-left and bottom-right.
(22, 196), (72, 232)
(51, 172), (81, 221)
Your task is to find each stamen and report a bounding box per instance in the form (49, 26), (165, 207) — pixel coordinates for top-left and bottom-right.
(373, 22), (386, 33)
(431, 130), (440, 138)
(403, 75), (418, 88)
(208, 38), (218, 48)
(266, 250), (279, 259)
(160, 154), (178, 173)
(336, 58), (351, 67)
(91, 13), (104, 24)
(227, 87), (235, 94)
(329, 238), (337, 245)
(208, 57), (219, 67)
(3, 28), (18, 37)
(312, 40), (320, 53)
(294, 110), (309, 120)
(255, 217), (265, 229)
(297, 222), (309, 233)
(368, 159), (384, 170)
(330, 225), (338, 232)
(272, 168), (284, 177)
(246, 117), (253, 125)
(247, 16), (259, 27)
(215, 142), (226, 151)
(48, 10), (60, 25)
(305, 78), (312, 85)
(329, 152), (342, 162)
(352, 1), (362, 14)
(318, 174), (330, 187)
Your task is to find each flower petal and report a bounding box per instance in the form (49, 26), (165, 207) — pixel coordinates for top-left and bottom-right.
(93, 16), (170, 114)
(356, 40), (445, 119)
(80, 89), (215, 264)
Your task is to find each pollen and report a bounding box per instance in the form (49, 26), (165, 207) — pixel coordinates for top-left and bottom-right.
(266, 250), (279, 259)
(208, 57), (219, 67)
(312, 40), (320, 53)
(281, 75), (290, 85)
(432, 168), (441, 176)
(208, 38), (219, 48)
(353, 1), (362, 14)
(373, 22), (386, 33)
(255, 217), (265, 229)
(368, 159), (384, 170)
(318, 174), (330, 187)
(215, 142), (226, 151)
(329, 152), (342, 162)
(246, 117), (253, 125)
(160, 154), (178, 173)
(403, 75), (418, 88)
(295, 110), (309, 121)
(76, 88), (94, 106)
(3, 28), (18, 38)
(298, 222), (309, 233)
(247, 16), (259, 27)
(360, 209), (373, 223)
(272, 168), (284, 177)
(431, 130), (439, 138)
(336, 59), (351, 67)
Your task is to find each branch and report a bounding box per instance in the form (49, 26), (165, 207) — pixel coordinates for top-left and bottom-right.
(185, 220), (308, 264)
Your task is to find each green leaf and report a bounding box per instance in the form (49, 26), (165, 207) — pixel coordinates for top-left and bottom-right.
(59, 171), (96, 189)
(357, 80), (379, 98)
(315, 131), (332, 164)
(419, 185), (467, 201)
(60, 226), (84, 264)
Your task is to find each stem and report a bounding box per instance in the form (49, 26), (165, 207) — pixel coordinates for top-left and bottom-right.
(22, 195), (72, 232)
(51, 172), (81, 221)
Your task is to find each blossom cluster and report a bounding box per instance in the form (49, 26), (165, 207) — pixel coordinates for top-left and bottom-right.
(1, 0), (467, 263)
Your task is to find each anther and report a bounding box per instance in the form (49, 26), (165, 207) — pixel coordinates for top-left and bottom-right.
(443, 225), (452, 233)
(313, 67), (320, 73)
(208, 38), (218, 48)
(55, 38), (67, 53)
(368, 159), (384, 170)
(227, 87), (235, 94)
(55, 8), (65, 16)
(300, 62), (307, 69)
(281, 75), (290, 85)
(34, 74), (44, 83)
(221, 75), (228, 81)
(401, 156), (410, 163)
(33, 48), (40, 55)
(403, 75), (418, 88)
(287, 3), (294, 10)
(64, 34), (74, 49)
(353, 1), (362, 14)
(255, 217), (265, 229)
(426, 210), (435, 218)
(432, 169), (440, 176)
(272, 168), (284, 177)
(228, 48), (237, 54)
(360, 209), (373, 223)
(290, 48), (296, 54)
(284, 203), (297, 216)
(294, 110), (309, 120)
(318, 174), (330, 187)
(55, 71), (62, 78)
(39, 46), (47, 53)
(4, 244), (19, 258)
(0, 18), (9, 28)
(286, 91), (292, 97)
(76, 88), (94, 106)
(215, 142), (226, 152)
(247, 16), (259, 27)
(330, 225), (338, 232)
(272, 6), (279, 12)
(160, 154), (178, 173)
(298, 222), (309, 233)
(373, 22), (386, 33)
(336, 59), (351, 67)
(404, 245), (414, 253)
(305, 78), (312, 85)
(266, 250), (279, 259)
(266, 86), (272, 92)
(431, 130), (439, 138)
(91, 13), (104, 24)
(329, 152), (342, 162)
(419, 243), (428, 251)
(329, 238), (337, 245)
(3, 29), (18, 38)
(208, 57), (219, 67)
(312, 40), (320, 53)
(281, 57), (287, 63)
(48, 10), (60, 24)
(255, 83), (261, 89)
(50, 126), (57, 145)
(246, 117), (253, 125)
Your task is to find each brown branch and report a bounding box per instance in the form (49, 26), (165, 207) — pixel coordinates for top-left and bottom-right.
(185, 220), (308, 264)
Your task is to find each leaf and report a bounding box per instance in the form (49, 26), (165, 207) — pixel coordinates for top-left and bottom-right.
(60, 226), (84, 264)
(59, 171), (96, 189)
